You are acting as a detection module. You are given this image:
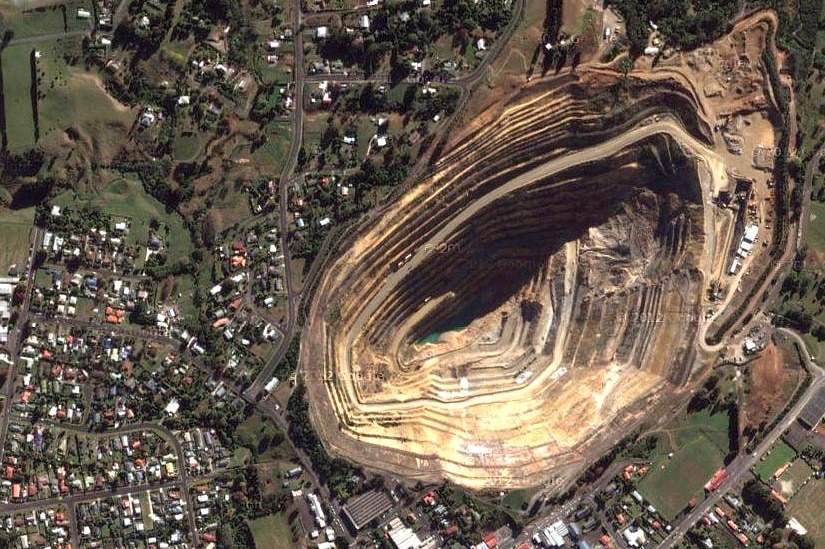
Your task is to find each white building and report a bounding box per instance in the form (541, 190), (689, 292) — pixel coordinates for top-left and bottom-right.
(622, 526), (647, 548)
(264, 377), (279, 393)
(307, 493), (326, 528)
(387, 518), (422, 549)
(737, 225), (759, 258)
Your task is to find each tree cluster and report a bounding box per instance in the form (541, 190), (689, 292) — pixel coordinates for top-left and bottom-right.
(318, 0), (511, 75)
(287, 382), (362, 500)
(741, 479), (784, 524)
(605, 0), (736, 56)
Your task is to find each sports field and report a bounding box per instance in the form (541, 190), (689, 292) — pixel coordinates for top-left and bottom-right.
(637, 432), (726, 520)
(754, 440), (796, 482)
(636, 410), (730, 520)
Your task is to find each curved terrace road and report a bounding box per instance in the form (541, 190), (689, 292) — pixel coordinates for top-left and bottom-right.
(326, 116), (724, 416)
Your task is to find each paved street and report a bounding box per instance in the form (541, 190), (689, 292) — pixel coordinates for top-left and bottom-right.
(659, 328), (825, 548)
(0, 4), (817, 549)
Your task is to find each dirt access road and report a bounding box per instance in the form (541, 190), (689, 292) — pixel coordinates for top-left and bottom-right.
(340, 117), (726, 407)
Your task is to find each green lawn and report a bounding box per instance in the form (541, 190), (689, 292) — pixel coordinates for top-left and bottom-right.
(679, 409), (731, 452)
(754, 440), (797, 482)
(236, 412), (287, 459)
(302, 111), (327, 149)
(259, 63), (293, 85)
(0, 207), (35, 274)
(1, 45), (36, 151)
(36, 44), (135, 146)
(251, 121), (293, 172)
(634, 410), (731, 521)
(637, 432), (726, 521)
(808, 201), (825, 255)
(1, 37), (134, 153)
(0, 1), (92, 38)
(172, 132), (204, 162)
(502, 486), (539, 513)
(34, 267), (51, 289)
(356, 116), (377, 160)
(248, 513), (297, 549)
(808, 200), (825, 253)
(230, 447), (252, 468)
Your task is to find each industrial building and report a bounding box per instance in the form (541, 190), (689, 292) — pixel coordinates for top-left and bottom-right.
(342, 489), (394, 531)
(736, 225), (759, 258)
(307, 493), (327, 528)
(386, 517), (438, 549)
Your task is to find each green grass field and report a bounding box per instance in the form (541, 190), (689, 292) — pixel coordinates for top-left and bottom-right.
(230, 447), (252, 468)
(37, 49), (135, 145)
(667, 409), (731, 453)
(786, 479), (825, 546)
(637, 432), (725, 521)
(236, 412), (289, 460)
(1, 45), (36, 151)
(259, 62), (293, 85)
(0, 2), (91, 39)
(173, 132), (204, 162)
(503, 486), (539, 513)
(1, 36), (134, 155)
(248, 513), (297, 549)
(808, 202), (825, 255)
(754, 440), (797, 482)
(0, 207), (35, 274)
(634, 410), (731, 521)
(251, 121), (293, 171)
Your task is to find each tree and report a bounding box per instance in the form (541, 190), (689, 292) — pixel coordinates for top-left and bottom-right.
(742, 479), (784, 523)
(297, 146), (308, 170)
(792, 533), (816, 549)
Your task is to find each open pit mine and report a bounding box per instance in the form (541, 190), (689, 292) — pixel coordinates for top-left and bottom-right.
(301, 14), (787, 491)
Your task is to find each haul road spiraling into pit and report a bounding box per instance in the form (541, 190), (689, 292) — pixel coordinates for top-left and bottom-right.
(301, 14), (786, 491)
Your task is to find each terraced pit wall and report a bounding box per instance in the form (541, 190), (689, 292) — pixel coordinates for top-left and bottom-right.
(302, 75), (715, 489)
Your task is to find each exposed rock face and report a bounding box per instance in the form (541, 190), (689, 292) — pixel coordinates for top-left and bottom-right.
(300, 75), (731, 490)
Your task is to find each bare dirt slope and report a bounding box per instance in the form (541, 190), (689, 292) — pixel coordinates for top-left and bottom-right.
(301, 12), (787, 491)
